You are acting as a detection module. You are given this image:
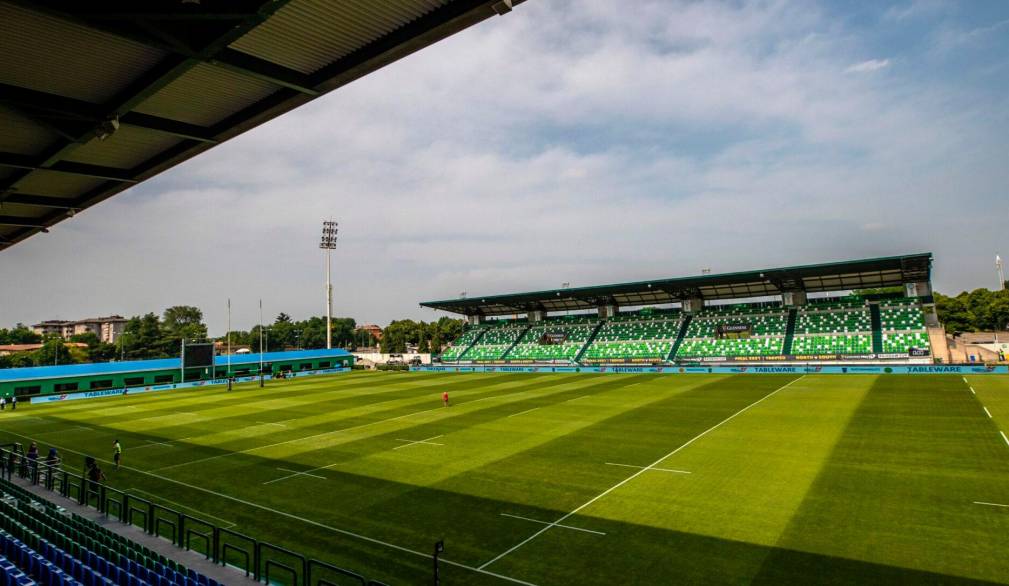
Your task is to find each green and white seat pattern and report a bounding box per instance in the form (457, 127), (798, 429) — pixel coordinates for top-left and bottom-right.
(677, 336), (783, 357)
(879, 299), (929, 354)
(791, 334), (872, 355)
(583, 314), (682, 360)
(505, 320), (597, 361)
(439, 326), (486, 360)
(882, 331), (930, 353)
(791, 301), (872, 356)
(460, 323), (528, 361)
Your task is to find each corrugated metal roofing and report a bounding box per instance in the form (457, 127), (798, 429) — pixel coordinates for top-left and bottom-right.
(0, 348), (352, 382)
(0, 0), (524, 251)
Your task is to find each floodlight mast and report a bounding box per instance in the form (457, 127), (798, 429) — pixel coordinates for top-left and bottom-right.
(320, 220), (339, 349)
(998, 255), (1005, 291)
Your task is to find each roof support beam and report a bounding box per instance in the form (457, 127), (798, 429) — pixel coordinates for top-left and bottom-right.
(0, 84), (219, 143)
(0, 152), (136, 182)
(0, 216), (47, 228)
(0, 193), (79, 210)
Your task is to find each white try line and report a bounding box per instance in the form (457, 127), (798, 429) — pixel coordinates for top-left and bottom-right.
(605, 462), (691, 474)
(974, 501), (1009, 508)
(478, 375), (806, 571)
(126, 488), (237, 529)
(963, 376), (969, 384)
(0, 427), (540, 586)
(392, 435), (444, 450)
(507, 407), (540, 418)
(970, 387), (976, 395)
(984, 406), (993, 419)
(500, 513), (606, 536)
(1001, 431), (1009, 448)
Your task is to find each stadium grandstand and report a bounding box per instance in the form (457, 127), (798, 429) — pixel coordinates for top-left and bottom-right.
(423, 253), (938, 365)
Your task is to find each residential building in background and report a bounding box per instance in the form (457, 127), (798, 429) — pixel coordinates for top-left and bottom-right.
(31, 315), (127, 343)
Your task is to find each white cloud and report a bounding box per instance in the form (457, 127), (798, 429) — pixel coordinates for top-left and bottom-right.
(845, 58), (891, 73)
(1, 0), (1006, 333)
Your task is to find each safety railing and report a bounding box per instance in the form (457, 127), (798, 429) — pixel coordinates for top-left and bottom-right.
(0, 446), (399, 585)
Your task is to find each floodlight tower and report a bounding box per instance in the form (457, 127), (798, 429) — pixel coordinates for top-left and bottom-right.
(998, 255), (1006, 291)
(320, 220), (339, 349)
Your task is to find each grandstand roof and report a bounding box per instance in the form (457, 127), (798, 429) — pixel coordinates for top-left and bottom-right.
(0, 348), (350, 382)
(0, 0), (523, 251)
(421, 253), (933, 316)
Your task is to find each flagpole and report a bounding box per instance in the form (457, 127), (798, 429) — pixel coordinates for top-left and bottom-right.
(227, 298), (232, 376)
(259, 299), (265, 388)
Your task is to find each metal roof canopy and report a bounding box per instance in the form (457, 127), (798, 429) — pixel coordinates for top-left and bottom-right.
(421, 253), (934, 316)
(0, 0), (523, 250)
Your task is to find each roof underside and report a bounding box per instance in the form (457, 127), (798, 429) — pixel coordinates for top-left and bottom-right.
(421, 253), (934, 316)
(0, 0), (522, 251)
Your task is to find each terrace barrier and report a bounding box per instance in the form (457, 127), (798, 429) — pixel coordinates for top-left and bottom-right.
(413, 364), (1009, 374)
(0, 446), (396, 585)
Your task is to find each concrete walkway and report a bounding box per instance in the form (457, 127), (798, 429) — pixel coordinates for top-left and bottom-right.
(9, 476), (259, 585)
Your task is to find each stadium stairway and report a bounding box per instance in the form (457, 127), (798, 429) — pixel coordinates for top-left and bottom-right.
(454, 328), (487, 361)
(500, 324), (532, 360)
(782, 308), (797, 355)
(1, 475), (256, 585)
(666, 315), (693, 361)
(573, 320), (605, 363)
(870, 304), (883, 353)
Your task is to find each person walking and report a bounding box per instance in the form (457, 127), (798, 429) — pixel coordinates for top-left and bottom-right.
(442, 391), (450, 407)
(112, 439), (122, 471)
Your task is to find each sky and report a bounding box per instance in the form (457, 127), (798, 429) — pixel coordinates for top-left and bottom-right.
(1, 0), (1007, 335)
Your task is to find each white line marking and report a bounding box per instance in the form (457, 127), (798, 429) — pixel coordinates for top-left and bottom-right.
(478, 375), (806, 570)
(507, 407), (540, 418)
(131, 441), (174, 450)
(276, 467), (326, 479)
(0, 428), (537, 586)
(126, 488), (237, 529)
(605, 462), (691, 474)
(974, 501), (1009, 508)
(1001, 431), (1009, 448)
(500, 513), (606, 536)
(257, 421), (288, 427)
(392, 435), (445, 450)
(567, 396), (590, 402)
(984, 406), (992, 418)
(970, 387), (976, 395)
(963, 376), (969, 383)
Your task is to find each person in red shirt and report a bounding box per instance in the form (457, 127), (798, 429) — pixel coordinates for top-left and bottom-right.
(442, 391), (449, 407)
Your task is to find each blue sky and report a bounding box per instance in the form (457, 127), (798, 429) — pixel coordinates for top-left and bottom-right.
(1, 0), (1007, 333)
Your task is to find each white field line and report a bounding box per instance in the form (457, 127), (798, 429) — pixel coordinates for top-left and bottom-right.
(499, 513), (606, 536)
(131, 441), (174, 450)
(974, 501), (1009, 508)
(0, 428), (539, 586)
(478, 375), (806, 570)
(392, 435), (445, 450)
(1001, 431), (1009, 448)
(984, 406), (993, 418)
(507, 407), (540, 418)
(970, 387), (976, 395)
(154, 387), (538, 472)
(604, 462), (691, 474)
(34, 426), (92, 435)
(963, 377), (969, 384)
(257, 422), (288, 427)
(126, 488), (237, 529)
(567, 396), (590, 402)
(276, 467), (326, 480)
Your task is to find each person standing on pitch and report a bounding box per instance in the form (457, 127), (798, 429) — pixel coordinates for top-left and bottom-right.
(11, 395), (16, 410)
(0, 396), (5, 411)
(112, 439), (122, 470)
(442, 391), (449, 407)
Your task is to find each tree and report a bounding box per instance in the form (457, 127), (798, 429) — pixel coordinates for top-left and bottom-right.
(0, 324), (41, 345)
(33, 336), (73, 366)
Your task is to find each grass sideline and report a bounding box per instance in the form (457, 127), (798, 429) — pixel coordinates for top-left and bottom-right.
(1, 371), (1008, 584)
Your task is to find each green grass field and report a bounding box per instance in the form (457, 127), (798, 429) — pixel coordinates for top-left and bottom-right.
(2, 371), (1009, 585)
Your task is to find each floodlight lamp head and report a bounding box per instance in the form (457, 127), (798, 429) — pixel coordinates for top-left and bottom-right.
(95, 116), (120, 141)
